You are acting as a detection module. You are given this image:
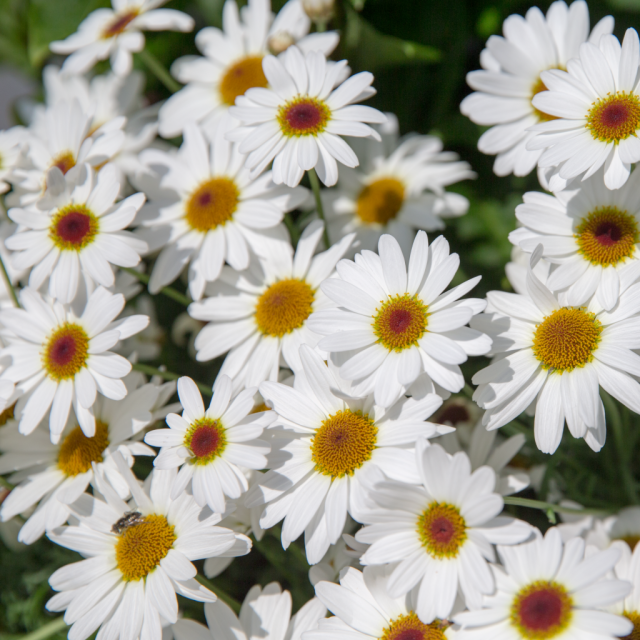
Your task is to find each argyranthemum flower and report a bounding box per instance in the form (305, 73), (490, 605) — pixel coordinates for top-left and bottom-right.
(188, 220), (353, 387)
(49, 0), (194, 76)
(246, 345), (452, 564)
(471, 248), (640, 454)
(0, 374), (173, 544)
(46, 455), (251, 640)
(228, 45), (386, 187)
(308, 232), (491, 407)
(528, 27), (640, 190)
(0, 286), (149, 442)
(144, 375), (272, 513)
(308, 566), (455, 640)
(356, 442), (531, 622)
(322, 115), (474, 255)
(454, 528), (632, 640)
(510, 169), (640, 312)
(611, 539), (640, 637)
(6, 163), (147, 304)
(137, 119), (307, 301)
(461, 1), (613, 178)
(158, 0), (339, 138)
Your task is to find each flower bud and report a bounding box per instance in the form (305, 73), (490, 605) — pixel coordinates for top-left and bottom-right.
(268, 31), (296, 54)
(301, 0), (334, 23)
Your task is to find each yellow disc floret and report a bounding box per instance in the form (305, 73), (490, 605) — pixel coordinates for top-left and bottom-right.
(380, 612), (450, 640)
(531, 76), (558, 123)
(373, 294), (428, 351)
(586, 92), (640, 143)
(50, 151), (76, 176)
(102, 10), (139, 38)
(43, 323), (90, 380)
(255, 278), (315, 337)
(622, 611), (640, 640)
(277, 97), (330, 137)
(185, 177), (239, 232)
(58, 420), (110, 476)
(510, 581), (572, 640)
(356, 178), (406, 225)
(417, 502), (467, 558)
(220, 56), (268, 106)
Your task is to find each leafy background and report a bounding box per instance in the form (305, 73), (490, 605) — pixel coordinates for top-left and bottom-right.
(2, 0), (640, 637)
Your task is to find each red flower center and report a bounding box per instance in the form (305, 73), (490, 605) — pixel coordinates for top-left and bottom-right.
(43, 324), (90, 380)
(373, 294), (428, 351)
(429, 516), (455, 544)
(50, 204), (99, 251)
(388, 308), (412, 334)
(594, 221), (622, 246)
(587, 92), (640, 142)
(511, 581), (572, 639)
(184, 419), (227, 464)
(277, 97), (330, 136)
(102, 10), (139, 38)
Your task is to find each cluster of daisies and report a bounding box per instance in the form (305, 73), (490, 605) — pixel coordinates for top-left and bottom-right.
(0, 1), (639, 640)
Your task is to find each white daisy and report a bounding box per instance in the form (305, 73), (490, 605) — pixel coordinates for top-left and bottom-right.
(611, 539), (640, 638)
(322, 114), (474, 255)
(49, 0), (194, 77)
(6, 163), (147, 304)
(0, 126), (26, 194)
(0, 374), (174, 544)
(188, 220), (354, 387)
(46, 454), (251, 640)
(245, 344), (452, 564)
(558, 506), (640, 551)
(0, 286), (149, 442)
(356, 442), (532, 622)
(157, 0), (339, 138)
(307, 231), (491, 408)
(529, 27), (640, 190)
(471, 247), (640, 454)
(144, 375), (272, 514)
(454, 527), (633, 640)
(227, 45), (386, 187)
(461, 1), (613, 178)
(137, 119), (307, 301)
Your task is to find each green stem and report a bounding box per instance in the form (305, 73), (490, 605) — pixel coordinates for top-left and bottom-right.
(503, 496), (609, 517)
(196, 575), (241, 614)
(0, 253), (20, 307)
(20, 617), (68, 640)
(122, 267), (191, 307)
(137, 49), (181, 94)
(307, 169), (331, 250)
(283, 213), (301, 247)
(132, 363), (212, 396)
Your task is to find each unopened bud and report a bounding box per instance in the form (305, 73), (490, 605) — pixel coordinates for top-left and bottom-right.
(301, 0), (334, 23)
(268, 31), (296, 55)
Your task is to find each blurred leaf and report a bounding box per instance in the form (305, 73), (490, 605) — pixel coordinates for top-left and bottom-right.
(606, 0), (640, 10)
(192, 0), (225, 26)
(476, 6), (500, 37)
(27, 0), (110, 68)
(0, 0), (30, 73)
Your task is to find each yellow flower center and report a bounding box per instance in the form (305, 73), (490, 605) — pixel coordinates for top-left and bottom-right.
(102, 9), (139, 39)
(586, 92), (640, 143)
(575, 206), (639, 266)
(185, 177), (239, 232)
(417, 502), (467, 558)
(618, 535), (640, 551)
(49, 203), (99, 251)
(311, 409), (378, 478)
(57, 421), (110, 476)
(0, 403), (14, 427)
(115, 514), (176, 581)
(510, 581), (573, 640)
(531, 76), (558, 123)
(380, 612), (450, 640)
(43, 323), (90, 380)
(50, 151), (76, 176)
(255, 278), (315, 337)
(532, 308), (602, 372)
(356, 178), (406, 225)
(184, 418), (227, 465)
(373, 294), (428, 351)
(220, 55), (268, 106)
(277, 97), (331, 137)
(622, 611), (640, 640)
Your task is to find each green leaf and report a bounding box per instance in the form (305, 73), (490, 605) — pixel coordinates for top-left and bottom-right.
(27, 0), (110, 68)
(0, 0), (31, 73)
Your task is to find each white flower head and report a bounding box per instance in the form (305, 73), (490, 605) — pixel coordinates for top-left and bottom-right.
(610, 539), (640, 637)
(0, 126), (26, 194)
(49, 0), (194, 77)
(228, 45), (387, 187)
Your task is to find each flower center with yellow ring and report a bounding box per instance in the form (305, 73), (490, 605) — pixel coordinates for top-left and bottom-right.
(531, 76), (558, 123)
(115, 514), (176, 581)
(57, 421), (110, 476)
(586, 92), (640, 143)
(102, 10), (139, 38)
(417, 502), (467, 558)
(356, 178), (405, 225)
(43, 323), (90, 381)
(510, 581), (572, 640)
(380, 612), (450, 640)
(278, 97), (330, 137)
(185, 178), (239, 232)
(50, 204), (99, 251)
(311, 409), (377, 478)
(255, 279), (315, 337)
(50, 151), (76, 176)
(622, 611), (640, 640)
(575, 206), (639, 266)
(220, 55), (268, 106)
(184, 418), (227, 465)
(532, 308), (602, 372)
(373, 294), (428, 351)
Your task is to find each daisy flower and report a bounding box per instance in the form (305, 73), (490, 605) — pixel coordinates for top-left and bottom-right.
(6, 163), (147, 304)
(157, 0), (339, 138)
(188, 220), (354, 387)
(0, 126), (26, 194)
(356, 442), (531, 622)
(322, 114), (474, 255)
(471, 247), (640, 454)
(227, 45), (387, 187)
(46, 454), (251, 640)
(144, 375), (272, 514)
(461, 1), (613, 178)
(137, 119), (307, 301)
(307, 232), (491, 408)
(510, 169), (640, 312)
(246, 344), (452, 564)
(454, 527), (633, 640)
(49, 0), (194, 77)
(0, 286), (149, 442)
(0, 375), (174, 544)
(611, 539), (640, 638)
(558, 506), (640, 550)
(529, 28), (640, 190)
